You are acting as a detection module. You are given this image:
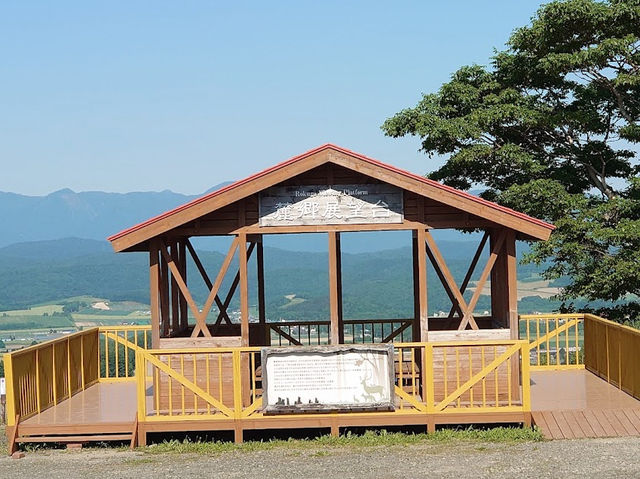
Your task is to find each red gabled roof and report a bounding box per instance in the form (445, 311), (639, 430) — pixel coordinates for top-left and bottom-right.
(108, 144), (554, 246)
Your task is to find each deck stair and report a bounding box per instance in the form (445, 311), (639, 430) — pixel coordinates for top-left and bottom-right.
(532, 409), (640, 439)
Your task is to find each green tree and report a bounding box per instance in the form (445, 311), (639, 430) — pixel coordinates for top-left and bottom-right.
(382, 0), (640, 320)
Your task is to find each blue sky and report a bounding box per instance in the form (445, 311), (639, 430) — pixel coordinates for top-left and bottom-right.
(1, 1), (547, 196)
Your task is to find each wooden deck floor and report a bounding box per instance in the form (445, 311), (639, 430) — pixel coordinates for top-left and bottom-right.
(530, 370), (640, 439)
(21, 382), (138, 427)
(13, 369), (640, 442)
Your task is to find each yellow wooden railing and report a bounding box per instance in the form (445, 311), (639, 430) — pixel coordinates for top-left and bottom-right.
(98, 325), (152, 381)
(519, 314), (584, 370)
(134, 339), (530, 424)
(584, 313), (640, 400)
(3, 328), (100, 427)
(135, 347), (262, 420)
(5, 326), (530, 429)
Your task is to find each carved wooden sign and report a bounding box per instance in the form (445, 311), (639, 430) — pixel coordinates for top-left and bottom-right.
(261, 344), (395, 414)
(259, 184), (403, 226)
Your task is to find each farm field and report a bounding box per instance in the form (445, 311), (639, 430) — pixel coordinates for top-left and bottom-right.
(0, 297), (150, 353)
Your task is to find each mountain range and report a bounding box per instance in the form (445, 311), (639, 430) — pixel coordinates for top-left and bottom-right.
(0, 186), (482, 252)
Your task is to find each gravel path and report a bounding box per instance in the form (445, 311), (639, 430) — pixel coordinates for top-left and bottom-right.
(2, 437), (640, 479)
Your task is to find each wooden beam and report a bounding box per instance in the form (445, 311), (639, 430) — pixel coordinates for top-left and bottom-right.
(458, 231), (506, 330)
(171, 219), (497, 237)
(506, 230), (520, 401)
(160, 241), (212, 337)
(328, 231), (340, 345)
(211, 242), (256, 331)
(447, 232), (489, 319)
(257, 236), (267, 345)
(424, 230), (478, 330)
(170, 241), (180, 333)
(149, 241), (160, 347)
(179, 240), (188, 330)
(490, 230), (508, 327)
(417, 229), (428, 342)
(411, 232), (420, 342)
(159, 246), (169, 337)
(185, 239), (232, 324)
(239, 232), (250, 346)
(7, 414), (20, 456)
(506, 231), (518, 338)
(191, 237), (240, 337)
(336, 232), (344, 344)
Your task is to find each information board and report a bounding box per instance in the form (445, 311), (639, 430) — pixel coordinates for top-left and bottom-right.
(261, 344), (395, 414)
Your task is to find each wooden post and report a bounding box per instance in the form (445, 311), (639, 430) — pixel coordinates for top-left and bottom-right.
(336, 232), (344, 344)
(257, 236), (267, 345)
(411, 232), (420, 341)
(239, 233), (250, 346)
(170, 241), (180, 334)
(149, 240), (160, 348)
(159, 245), (169, 337)
(328, 231), (340, 345)
(505, 231), (520, 401)
(179, 240), (188, 330)
(506, 231), (518, 339)
(490, 230), (507, 328)
(417, 229), (428, 342)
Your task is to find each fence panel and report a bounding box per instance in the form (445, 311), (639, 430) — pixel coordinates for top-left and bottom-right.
(3, 328), (100, 426)
(584, 314), (640, 400)
(519, 314), (584, 369)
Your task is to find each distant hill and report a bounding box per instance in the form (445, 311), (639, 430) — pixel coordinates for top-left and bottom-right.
(0, 237), (554, 317)
(0, 184), (231, 248)
(0, 185), (486, 253)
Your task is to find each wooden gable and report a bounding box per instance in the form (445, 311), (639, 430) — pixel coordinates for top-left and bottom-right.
(108, 145), (554, 252)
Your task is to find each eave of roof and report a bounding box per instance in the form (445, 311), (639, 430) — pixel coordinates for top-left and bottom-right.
(108, 144), (555, 246)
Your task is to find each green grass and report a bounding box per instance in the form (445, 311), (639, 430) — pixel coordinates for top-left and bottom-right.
(1, 304), (64, 316)
(0, 314), (74, 330)
(143, 427), (543, 455)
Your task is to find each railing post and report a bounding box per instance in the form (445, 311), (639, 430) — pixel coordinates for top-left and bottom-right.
(35, 348), (41, 414)
(67, 337), (72, 398)
(80, 333), (85, 389)
(52, 343), (57, 404)
(521, 342), (531, 412)
(4, 353), (16, 427)
(135, 350), (146, 421)
(232, 349), (243, 418)
(425, 343), (435, 412)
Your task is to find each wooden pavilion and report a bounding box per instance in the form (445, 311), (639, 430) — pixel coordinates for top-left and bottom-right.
(108, 143), (554, 349)
(6, 144), (640, 450)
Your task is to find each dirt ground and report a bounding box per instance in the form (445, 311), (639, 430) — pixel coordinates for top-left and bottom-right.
(1, 437), (639, 479)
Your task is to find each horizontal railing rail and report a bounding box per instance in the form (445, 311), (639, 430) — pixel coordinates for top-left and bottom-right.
(519, 314), (584, 370)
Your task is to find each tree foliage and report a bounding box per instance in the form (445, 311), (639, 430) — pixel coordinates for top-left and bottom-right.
(382, 0), (640, 319)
